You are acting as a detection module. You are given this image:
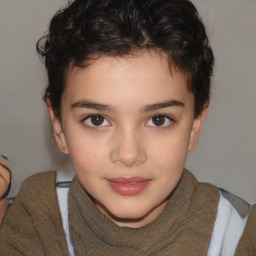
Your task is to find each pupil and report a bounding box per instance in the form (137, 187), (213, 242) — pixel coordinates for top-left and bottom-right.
(91, 115), (104, 126)
(152, 115), (165, 126)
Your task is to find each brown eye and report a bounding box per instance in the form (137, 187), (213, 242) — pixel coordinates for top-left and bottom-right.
(84, 115), (109, 127)
(91, 115), (104, 126)
(152, 115), (165, 126)
(146, 115), (172, 127)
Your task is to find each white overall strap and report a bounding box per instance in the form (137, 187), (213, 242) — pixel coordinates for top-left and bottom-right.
(207, 190), (250, 256)
(56, 172), (75, 256)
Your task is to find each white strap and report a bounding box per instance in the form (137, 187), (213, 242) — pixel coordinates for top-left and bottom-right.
(207, 192), (248, 256)
(56, 172), (75, 256)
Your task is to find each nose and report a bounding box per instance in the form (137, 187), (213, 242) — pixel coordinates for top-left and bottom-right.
(110, 128), (146, 167)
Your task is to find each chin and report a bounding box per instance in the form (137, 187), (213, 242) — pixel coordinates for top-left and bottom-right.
(109, 203), (154, 221)
(113, 209), (146, 220)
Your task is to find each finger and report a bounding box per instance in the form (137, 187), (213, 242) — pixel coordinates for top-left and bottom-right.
(0, 155), (8, 160)
(0, 155), (11, 171)
(0, 155), (11, 200)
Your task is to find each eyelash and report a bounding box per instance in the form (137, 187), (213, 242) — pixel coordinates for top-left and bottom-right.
(145, 114), (174, 129)
(81, 114), (175, 129)
(82, 114), (111, 129)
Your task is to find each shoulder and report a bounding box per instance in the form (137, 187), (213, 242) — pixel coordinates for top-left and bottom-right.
(19, 170), (57, 197)
(6, 170), (58, 212)
(206, 187), (255, 256)
(195, 178), (251, 219)
(0, 171), (68, 255)
(184, 171), (255, 254)
(185, 171), (252, 220)
(219, 188), (250, 218)
(1, 170), (58, 228)
(234, 204), (256, 255)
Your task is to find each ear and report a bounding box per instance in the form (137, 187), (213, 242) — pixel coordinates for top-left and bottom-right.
(188, 104), (208, 152)
(46, 98), (69, 154)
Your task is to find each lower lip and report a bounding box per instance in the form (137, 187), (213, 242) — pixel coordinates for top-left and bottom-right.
(107, 180), (151, 196)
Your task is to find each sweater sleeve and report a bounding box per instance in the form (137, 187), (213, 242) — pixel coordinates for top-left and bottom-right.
(0, 171), (68, 256)
(234, 204), (256, 256)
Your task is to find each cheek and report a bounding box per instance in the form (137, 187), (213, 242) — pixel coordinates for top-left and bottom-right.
(151, 137), (189, 196)
(66, 133), (108, 175)
(149, 128), (191, 169)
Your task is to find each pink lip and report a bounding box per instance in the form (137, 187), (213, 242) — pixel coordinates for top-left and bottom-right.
(107, 177), (151, 196)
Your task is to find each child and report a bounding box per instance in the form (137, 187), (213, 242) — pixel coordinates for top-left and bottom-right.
(0, 0), (255, 255)
(0, 155), (11, 224)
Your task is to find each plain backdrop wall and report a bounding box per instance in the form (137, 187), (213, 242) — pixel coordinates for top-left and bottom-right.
(0, 0), (256, 203)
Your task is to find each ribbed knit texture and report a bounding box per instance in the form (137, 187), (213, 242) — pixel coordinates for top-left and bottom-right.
(0, 171), (68, 256)
(0, 170), (255, 255)
(68, 170), (219, 256)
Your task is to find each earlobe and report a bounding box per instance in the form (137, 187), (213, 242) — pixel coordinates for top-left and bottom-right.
(46, 98), (69, 154)
(188, 104), (208, 151)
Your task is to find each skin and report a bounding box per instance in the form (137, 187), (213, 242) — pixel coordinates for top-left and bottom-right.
(47, 50), (207, 228)
(0, 156), (11, 224)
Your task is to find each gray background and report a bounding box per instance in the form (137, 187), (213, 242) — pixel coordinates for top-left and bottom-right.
(0, 0), (256, 203)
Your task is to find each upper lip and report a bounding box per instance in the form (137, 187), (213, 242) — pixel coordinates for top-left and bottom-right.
(107, 177), (150, 184)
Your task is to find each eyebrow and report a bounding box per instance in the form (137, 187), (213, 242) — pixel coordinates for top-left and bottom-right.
(142, 99), (184, 112)
(70, 99), (184, 112)
(71, 101), (113, 111)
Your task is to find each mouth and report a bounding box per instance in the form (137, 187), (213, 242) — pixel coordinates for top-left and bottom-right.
(107, 177), (151, 196)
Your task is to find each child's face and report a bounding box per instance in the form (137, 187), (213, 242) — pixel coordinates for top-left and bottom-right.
(48, 50), (207, 228)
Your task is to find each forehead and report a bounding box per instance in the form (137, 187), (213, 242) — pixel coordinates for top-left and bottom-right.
(62, 50), (193, 110)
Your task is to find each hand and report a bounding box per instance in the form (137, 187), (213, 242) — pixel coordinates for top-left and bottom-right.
(0, 155), (11, 224)
(0, 155), (11, 200)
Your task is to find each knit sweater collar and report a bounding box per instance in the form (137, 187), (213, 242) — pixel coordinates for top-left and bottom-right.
(68, 170), (219, 256)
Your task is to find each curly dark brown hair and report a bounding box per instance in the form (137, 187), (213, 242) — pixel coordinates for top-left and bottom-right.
(37, 0), (214, 119)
